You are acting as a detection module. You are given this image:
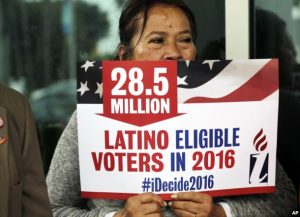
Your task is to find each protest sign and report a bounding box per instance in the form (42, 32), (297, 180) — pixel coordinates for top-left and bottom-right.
(77, 59), (278, 200)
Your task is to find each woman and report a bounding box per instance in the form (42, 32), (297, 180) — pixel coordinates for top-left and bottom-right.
(0, 83), (52, 217)
(46, 0), (297, 216)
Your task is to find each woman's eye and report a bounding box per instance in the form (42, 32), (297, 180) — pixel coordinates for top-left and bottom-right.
(180, 37), (192, 43)
(149, 37), (164, 44)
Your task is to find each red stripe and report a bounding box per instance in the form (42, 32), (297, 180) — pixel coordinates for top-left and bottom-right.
(253, 128), (263, 145)
(255, 135), (266, 151)
(185, 59), (278, 103)
(81, 186), (275, 200)
(259, 141), (268, 151)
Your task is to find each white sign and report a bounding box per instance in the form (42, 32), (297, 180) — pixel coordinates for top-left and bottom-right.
(77, 59), (278, 200)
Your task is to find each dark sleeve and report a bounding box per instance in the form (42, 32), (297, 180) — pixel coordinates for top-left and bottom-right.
(22, 97), (53, 217)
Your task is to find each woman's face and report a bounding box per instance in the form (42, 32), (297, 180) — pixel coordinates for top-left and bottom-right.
(121, 3), (196, 60)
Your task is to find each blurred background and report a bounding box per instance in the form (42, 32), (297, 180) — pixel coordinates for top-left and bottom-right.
(0, 0), (299, 193)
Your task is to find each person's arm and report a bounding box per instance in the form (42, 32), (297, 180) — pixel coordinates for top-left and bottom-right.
(22, 97), (52, 217)
(47, 112), (167, 217)
(47, 111), (125, 216)
(217, 161), (297, 217)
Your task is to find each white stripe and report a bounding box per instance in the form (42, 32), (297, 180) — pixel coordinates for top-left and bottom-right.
(178, 59), (271, 103)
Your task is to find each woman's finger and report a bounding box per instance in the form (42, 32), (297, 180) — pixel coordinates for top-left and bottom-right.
(171, 192), (212, 203)
(139, 192), (165, 206)
(172, 207), (195, 217)
(170, 192), (214, 217)
(171, 200), (200, 213)
(141, 202), (163, 215)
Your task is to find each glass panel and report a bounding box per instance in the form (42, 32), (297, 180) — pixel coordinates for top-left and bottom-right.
(255, 0), (300, 92)
(254, 0), (300, 194)
(0, 0), (114, 174)
(0, 0), (225, 174)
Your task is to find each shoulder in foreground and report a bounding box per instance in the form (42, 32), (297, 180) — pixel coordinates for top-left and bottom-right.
(0, 83), (27, 106)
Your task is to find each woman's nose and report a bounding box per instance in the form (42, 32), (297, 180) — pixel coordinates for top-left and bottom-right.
(163, 43), (183, 60)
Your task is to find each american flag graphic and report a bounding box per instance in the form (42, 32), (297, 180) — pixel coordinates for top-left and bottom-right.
(77, 60), (103, 104)
(77, 59), (278, 104)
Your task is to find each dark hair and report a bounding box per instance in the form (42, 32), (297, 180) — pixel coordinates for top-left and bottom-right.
(116, 0), (197, 59)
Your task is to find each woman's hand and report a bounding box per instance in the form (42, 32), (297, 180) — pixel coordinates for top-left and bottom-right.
(115, 192), (166, 217)
(169, 192), (226, 217)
